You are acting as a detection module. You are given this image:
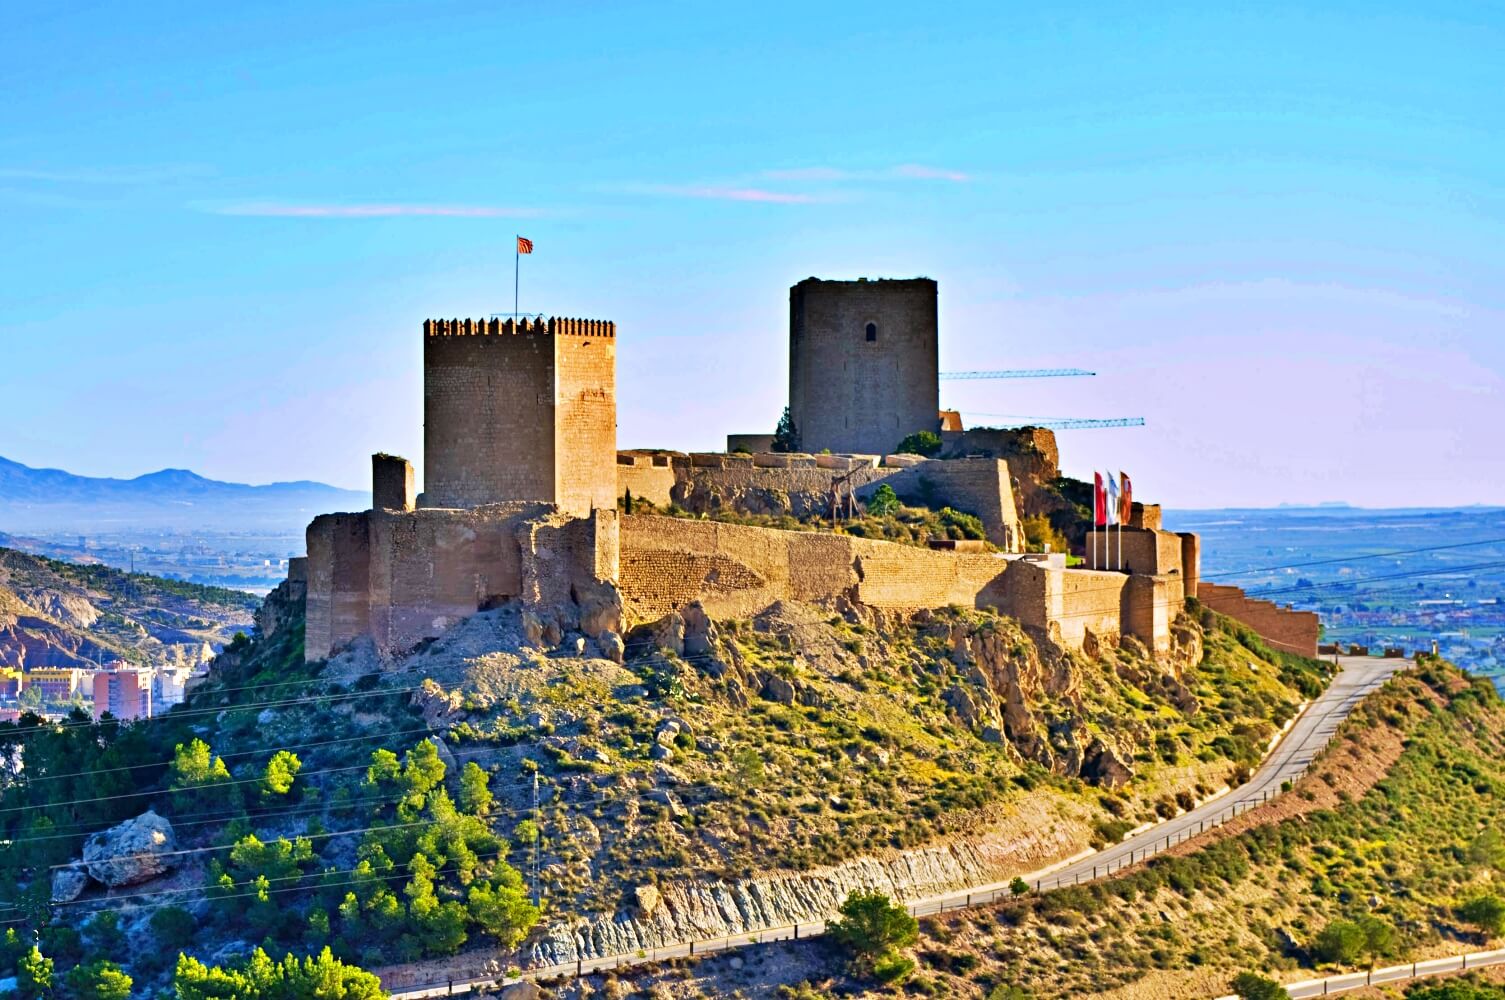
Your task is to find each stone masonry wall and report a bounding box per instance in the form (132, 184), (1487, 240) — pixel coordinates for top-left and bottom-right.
(789, 278), (939, 455)
(1085, 527), (1185, 576)
(305, 504), (617, 662)
(620, 515), (1170, 654)
(1197, 582), (1319, 657)
(421, 317), (616, 516)
(616, 454), (678, 507)
(553, 329), (617, 515)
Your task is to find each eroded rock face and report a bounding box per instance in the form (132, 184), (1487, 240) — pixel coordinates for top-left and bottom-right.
(82, 811), (177, 887)
(51, 866), (89, 903)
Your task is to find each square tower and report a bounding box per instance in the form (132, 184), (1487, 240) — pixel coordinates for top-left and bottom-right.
(421, 317), (617, 516)
(788, 277), (939, 455)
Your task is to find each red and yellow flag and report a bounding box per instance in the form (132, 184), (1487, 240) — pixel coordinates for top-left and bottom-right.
(517, 236), (534, 254)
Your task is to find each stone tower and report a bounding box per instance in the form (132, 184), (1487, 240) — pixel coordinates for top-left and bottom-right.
(421, 316), (617, 516)
(788, 277), (939, 456)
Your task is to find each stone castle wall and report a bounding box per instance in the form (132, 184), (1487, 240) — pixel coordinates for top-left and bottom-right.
(619, 453), (1023, 550)
(1085, 527), (1185, 576)
(1196, 582), (1320, 658)
(620, 515), (1177, 655)
(789, 278), (939, 455)
(421, 317), (616, 516)
(305, 504), (617, 661)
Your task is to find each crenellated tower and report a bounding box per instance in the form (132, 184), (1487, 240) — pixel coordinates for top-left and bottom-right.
(421, 316), (617, 515)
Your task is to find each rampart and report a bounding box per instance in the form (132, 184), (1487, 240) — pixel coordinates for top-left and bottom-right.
(619, 452), (1023, 550)
(620, 515), (1177, 654)
(305, 504), (618, 661)
(1196, 582), (1319, 658)
(422, 316), (616, 516)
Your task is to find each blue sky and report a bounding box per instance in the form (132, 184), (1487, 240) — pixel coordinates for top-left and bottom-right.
(3, 1), (1502, 507)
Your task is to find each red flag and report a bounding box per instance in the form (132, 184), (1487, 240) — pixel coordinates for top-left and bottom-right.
(1094, 472), (1107, 527)
(517, 236), (534, 254)
(1120, 471), (1132, 524)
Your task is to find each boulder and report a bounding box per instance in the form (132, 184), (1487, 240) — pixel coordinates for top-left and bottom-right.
(681, 601), (719, 658)
(761, 673), (796, 706)
(634, 884), (662, 918)
(650, 612), (686, 656)
(1081, 738), (1134, 788)
(51, 866), (89, 903)
(83, 811), (178, 887)
(598, 631), (625, 664)
(500, 983), (541, 1000)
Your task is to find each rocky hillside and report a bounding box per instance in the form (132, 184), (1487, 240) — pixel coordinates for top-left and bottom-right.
(0, 571), (1336, 997)
(568, 658), (1505, 1000)
(0, 547), (257, 670)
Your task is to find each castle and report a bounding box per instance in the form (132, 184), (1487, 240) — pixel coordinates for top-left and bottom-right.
(297, 278), (1317, 666)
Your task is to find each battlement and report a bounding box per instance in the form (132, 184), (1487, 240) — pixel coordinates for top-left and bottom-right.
(423, 317), (616, 338)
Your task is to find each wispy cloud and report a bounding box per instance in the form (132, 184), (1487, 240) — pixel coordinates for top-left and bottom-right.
(0, 164), (209, 184)
(633, 184), (832, 204)
(199, 201), (541, 219)
(761, 164), (971, 183)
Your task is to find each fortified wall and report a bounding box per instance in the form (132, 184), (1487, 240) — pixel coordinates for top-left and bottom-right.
(617, 451), (1025, 551)
(305, 501), (618, 661)
(1195, 582), (1320, 658)
(620, 515), (1182, 656)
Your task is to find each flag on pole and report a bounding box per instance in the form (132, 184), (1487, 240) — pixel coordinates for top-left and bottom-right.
(517, 236), (534, 254)
(1120, 471), (1133, 525)
(1093, 472), (1107, 527)
(1105, 471), (1120, 526)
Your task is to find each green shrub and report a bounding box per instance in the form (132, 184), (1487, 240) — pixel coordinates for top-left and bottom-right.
(895, 430), (942, 457)
(1231, 971), (1290, 1000)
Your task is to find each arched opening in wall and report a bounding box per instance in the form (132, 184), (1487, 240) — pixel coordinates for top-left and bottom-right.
(865, 322), (877, 342)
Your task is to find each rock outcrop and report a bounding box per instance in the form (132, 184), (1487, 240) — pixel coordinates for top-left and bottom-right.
(528, 805), (1079, 966)
(82, 810), (178, 887)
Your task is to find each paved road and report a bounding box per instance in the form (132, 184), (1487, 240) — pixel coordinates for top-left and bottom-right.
(1212, 947), (1505, 998)
(387, 655), (1406, 998)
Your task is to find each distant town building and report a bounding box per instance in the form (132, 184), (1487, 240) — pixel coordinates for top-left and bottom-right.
(92, 668), (152, 721)
(23, 667), (86, 701)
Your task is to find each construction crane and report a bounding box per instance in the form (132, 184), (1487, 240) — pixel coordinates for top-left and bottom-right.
(958, 412), (1146, 431)
(940, 368), (1095, 380)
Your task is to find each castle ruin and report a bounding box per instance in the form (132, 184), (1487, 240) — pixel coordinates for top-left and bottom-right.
(294, 275), (1313, 667)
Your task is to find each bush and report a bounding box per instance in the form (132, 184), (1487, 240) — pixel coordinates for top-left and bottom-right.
(1009, 876), (1031, 896)
(895, 431), (942, 457)
(1231, 971), (1290, 1000)
(1458, 894), (1505, 938)
(867, 484), (900, 517)
(63, 959), (133, 1000)
(872, 951), (916, 984)
(1312, 920), (1367, 965)
(827, 890), (919, 976)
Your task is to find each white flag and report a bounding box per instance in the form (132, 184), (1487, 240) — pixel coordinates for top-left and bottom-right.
(1105, 472), (1119, 526)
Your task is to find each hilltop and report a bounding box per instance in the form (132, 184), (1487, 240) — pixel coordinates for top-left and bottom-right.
(0, 454), (368, 532)
(0, 546), (257, 671)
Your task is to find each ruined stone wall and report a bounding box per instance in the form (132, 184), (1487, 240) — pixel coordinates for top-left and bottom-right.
(305, 504), (616, 662)
(789, 278), (939, 455)
(305, 513), (372, 662)
(616, 454), (679, 507)
(553, 327), (617, 515)
(618, 516), (1169, 653)
(1197, 582), (1319, 657)
(372, 454), (415, 512)
(939, 427), (1062, 519)
(620, 515), (1012, 623)
(858, 458), (1022, 550)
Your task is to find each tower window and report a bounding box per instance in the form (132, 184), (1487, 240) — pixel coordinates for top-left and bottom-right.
(865, 322), (877, 342)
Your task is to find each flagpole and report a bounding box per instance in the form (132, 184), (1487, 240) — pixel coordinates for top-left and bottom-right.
(514, 236), (520, 319)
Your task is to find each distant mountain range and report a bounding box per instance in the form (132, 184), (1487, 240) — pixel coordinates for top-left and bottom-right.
(0, 456), (369, 532)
